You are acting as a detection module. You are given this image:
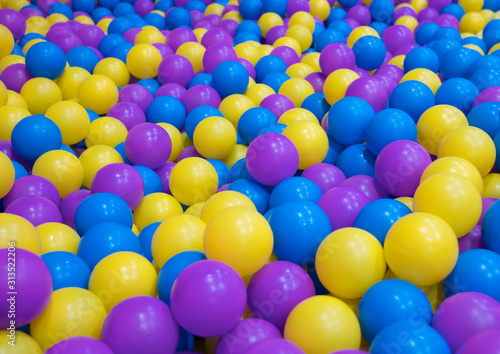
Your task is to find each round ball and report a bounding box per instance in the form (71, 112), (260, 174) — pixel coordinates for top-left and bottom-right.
(193, 116), (237, 159)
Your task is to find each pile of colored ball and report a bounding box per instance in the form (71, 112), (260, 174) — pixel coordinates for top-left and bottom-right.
(1, 0), (500, 352)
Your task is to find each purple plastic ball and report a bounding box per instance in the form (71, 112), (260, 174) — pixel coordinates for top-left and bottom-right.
(243, 338), (306, 354)
(341, 174), (388, 201)
(0, 63), (32, 93)
(182, 84), (221, 113)
(319, 43), (356, 76)
(3, 175), (60, 209)
(345, 77), (388, 113)
(5, 195), (62, 226)
(176, 145), (204, 162)
(154, 161), (176, 194)
(266, 25), (287, 45)
(157, 54), (194, 88)
(375, 64), (404, 82)
(52, 31), (84, 54)
(155, 83), (187, 100)
(473, 86), (500, 108)
(107, 102), (146, 131)
(153, 43), (174, 58)
(46, 337), (113, 354)
(0, 8), (26, 41)
(259, 94), (295, 118)
(271, 46), (300, 67)
(301, 163), (346, 193)
(118, 84), (154, 112)
(125, 123), (172, 169)
(219, 19), (238, 38)
(202, 43), (238, 74)
(382, 25), (415, 55)
(458, 225), (486, 254)
(305, 72), (327, 93)
(76, 24), (105, 48)
(166, 28), (197, 52)
(456, 330), (500, 354)
(134, 0), (154, 17)
(347, 5), (371, 26)
(286, 0), (310, 16)
(60, 189), (91, 229)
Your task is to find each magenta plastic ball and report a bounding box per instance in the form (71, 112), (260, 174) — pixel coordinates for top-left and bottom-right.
(157, 54), (194, 88)
(20, 7), (43, 18)
(374, 140), (432, 197)
(394, 43), (419, 56)
(243, 338), (306, 354)
(107, 102), (146, 131)
(101, 296), (179, 354)
(52, 31), (84, 54)
(345, 18), (360, 30)
(305, 72), (326, 93)
(301, 163), (346, 193)
(124, 28), (141, 44)
(432, 292), (500, 352)
(319, 43), (356, 76)
(372, 74), (398, 96)
(0, 248), (52, 328)
(271, 46), (300, 67)
(215, 319), (282, 354)
(3, 175), (60, 209)
(202, 43), (238, 74)
(345, 77), (388, 113)
(458, 225), (485, 254)
(124, 123), (172, 169)
(134, 0), (154, 17)
(0, 140), (30, 171)
(236, 57), (256, 80)
(347, 5), (371, 26)
(247, 261), (316, 331)
(266, 25), (287, 45)
(375, 64), (404, 82)
(318, 186), (370, 231)
(473, 86), (500, 108)
(170, 260), (247, 338)
(190, 10), (204, 27)
(154, 161), (176, 194)
(76, 24), (105, 48)
(166, 28), (197, 52)
(205, 14), (222, 26)
(5, 195), (62, 226)
(182, 84), (221, 113)
(118, 84), (154, 112)
(456, 330), (500, 354)
(381, 25), (414, 55)
(246, 133), (300, 186)
(153, 43), (174, 58)
(341, 174), (388, 201)
(286, 0), (310, 16)
(0, 63), (31, 93)
(0, 8), (26, 41)
(60, 189), (91, 229)
(46, 337), (113, 354)
(393, 6), (417, 22)
(155, 83), (187, 100)
(219, 19), (238, 38)
(418, 7), (439, 22)
(90, 163), (145, 210)
(436, 14), (459, 29)
(259, 94), (295, 118)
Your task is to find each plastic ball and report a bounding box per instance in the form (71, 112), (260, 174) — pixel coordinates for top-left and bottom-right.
(176, 41), (205, 73)
(170, 259), (247, 337)
(388, 80), (435, 122)
(78, 74), (119, 115)
(157, 54), (194, 88)
(132, 192), (183, 231)
(166, 6), (191, 29)
(79, 144), (124, 189)
(238, 107), (277, 145)
(45, 100), (90, 145)
(20, 77), (63, 114)
(268, 177), (322, 209)
(5, 195), (62, 226)
(85, 116), (127, 148)
(319, 43), (355, 76)
(146, 95), (186, 130)
(211, 60), (250, 98)
(323, 69), (360, 105)
(0, 151), (14, 199)
(126, 43), (162, 79)
(25, 41), (65, 80)
(0, 331), (42, 353)
(456, 330), (500, 354)
(352, 35), (386, 71)
(277, 78), (314, 108)
(41, 251), (91, 290)
(0, 213), (41, 254)
(124, 122), (171, 169)
(193, 116), (237, 159)
(200, 190), (255, 222)
(404, 47), (440, 73)
(243, 339), (305, 354)
(435, 78), (479, 115)
(45, 337), (112, 354)
(36, 222), (79, 254)
(182, 84), (222, 114)
(384, 212), (458, 286)
(345, 76), (388, 113)
(57, 66), (91, 101)
(0, 24), (14, 58)
(483, 200), (500, 253)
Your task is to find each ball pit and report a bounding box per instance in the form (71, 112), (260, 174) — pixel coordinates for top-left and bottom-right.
(0, 0), (500, 352)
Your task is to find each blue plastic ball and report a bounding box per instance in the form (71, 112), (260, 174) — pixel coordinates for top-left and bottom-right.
(388, 80), (435, 122)
(11, 115), (62, 163)
(261, 72), (290, 92)
(323, 136), (344, 165)
(441, 3), (465, 20)
(25, 42), (66, 80)
(327, 20), (351, 37)
(108, 17), (135, 35)
(365, 108), (417, 155)
(404, 47), (440, 73)
(262, 0), (286, 17)
(207, 159), (230, 188)
(166, 7), (191, 29)
(415, 22), (440, 46)
(184, 105), (224, 141)
(72, 0), (96, 13)
(467, 102), (500, 138)
(470, 68), (500, 92)
(301, 93), (330, 123)
(48, 2), (73, 19)
(352, 35), (387, 71)
(327, 8), (347, 23)
(212, 61), (250, 97)
(19, 33), (46, 49)
(238, 107), (277, 145)
(234, 31), (260, 45)
(133, 165), (163, 196)
(78, 222), (141, 269)
(91, 7), (113, 22)
(428, 39), (462, 61)
(228, 158), (245, 183)
(467, 55), (500, 78)
(144, 12), (166, 30)
(185, 0), (206, 12)
(11, 160), (28, 180)
(109, 42), (134, 63)
(370, 21), (388, 36)
(113, 2), (136, 16)
(188, 73), (213, 88)
(255, 55), (287, 83)
(314, 29), (346, 52)
(369, 0), (394, 24)
(354, 199), (411, 245)
(440, 47), (482, 80)
(268, 201), (331, 265)
(74, 192), (133, 236)
(462, 36), (488, 55)
(98, 33), (127, 58)
(484, 0), (500, 11)
(146, 95), (186, 129)
(236, 20), (262, 39)
(358, 279), (434, 343)
(432, 26), (462, 43)
(269, 177), (322, 209)
(335, 144), (376, 178)
(258, 122), (286, 136)
(137, 221), (160, 261)
(482, 199), (500, 254)
(226, 178), (270, 214)
(137, 78), (161, 97)
(114, 142), (132, 165)
(338, 0), (357, 7)
(41, 251), (91, 290)
(435, 78), (479, 114)
(238, 0), (263, 20)
(66, 46), (101, 73)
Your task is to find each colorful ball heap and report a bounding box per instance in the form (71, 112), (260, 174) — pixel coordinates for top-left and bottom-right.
(1, 0), (500, 353)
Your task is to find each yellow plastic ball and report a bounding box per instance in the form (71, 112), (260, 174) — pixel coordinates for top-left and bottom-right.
(463, 43), (484, 55)
(78, 144), (124, 189)
(0, 213), (41, 254)
(151, 214), (206, 268)
(459, 0), (483, 12)
(78, 74), (119, 115)
(460, 12), (487, 34)
(218, 93), (256, 128)
(0, 55), (24, 75)
(5, 0), (29, 10)
(259, 44), (274, 57)
(388, 54), (405, 69)
(417, 105), (469, 155)
(157, 122), (183, 161)
(286, 62), (314, 79)
(413, 172), (482, 237)
(36, 222), (80, 254)
(85, 116), (127, 148)
(135, 27), (166, 44)
(0, 330), (42, 353)
(0, 81), (6, 107)
(73, 15), (94, 25)
(282, 120), (329, 170)
(22, 38), (46, 55)
(25, 17), (50, 36)
(0, 152), (14, 201)
(420, 156), (484, 195)
(7, 90), (28, 110)
(395, 196), (413, 211)
(48, 13), (68, 25)
(482, 173), (500, 198)
(489, 42), (500, 55)
(0, 24), (14, 59)
(438, 126), (496, 177)
(284, 295), (362, 353)
(235, 42), (261, 66)
(205, 3), (224, 15)
(176, 42), (205, 73)
(315, 228), (386, 299)
(410, 0), (427, 12)
(32, 150), (84, 198)
(222, 10), (243, 22)
(323, 69), (360, 105)
(200, 190), (256, 223)
(258, 12), (285, 37)
(193, 28), (207, 42)
(133, 192), (183, 231)
(300, 52), (321, 71)
(184, 201), (205, 218)
(89, 252), (157, 311)
(278, 78), (314, 107)
(310, 0), (330, 21)
(278, 107), (319, 125)
(30, 287), (107, 351)
(245, 83), (275, 105)
(193, 116), (237, 159)
(0, 105), (30, 139)
(126, 43), (162, 79)
(45, 100), (90, 145)
(286, 25), (313, 53)
(220, 144), (248, 168)
(20, 78), (62, 114)
(480, 9), (495, 21)
(56, 66), (91, 101)
(289, 11), (316, 33)
(273, 36), (302, 56)
(395, 15), (419, 31)
(384, 212), (459, 287)
(169, 157), (218, 206)
(93, 57), (130, 88)
(204, 206), (273, 276)
(400, 68), (442, 94)
(347, 26), (380, 47)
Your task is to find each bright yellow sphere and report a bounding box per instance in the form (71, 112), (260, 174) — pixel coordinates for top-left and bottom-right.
(235, 42), (261, 66)
(384, 212), (458, 287)
(289, 11), (315, 32)
(0, 105), (30, 140)
(73, 15), (94, 25)
(85, 116), (127, 148)
(93, 57), (130, 88)
(395, 196), (413, 211)
(176, 41), (205, 73)
(460, 12), (487, 34)
(0, 55), (24, 75)
(301, 52), (321, 71)
(482, 173), (500, 198)
(45, 100), (90, 145)
(438, 126), (496, 177)
(458, 0), (483, 12)
(56, 66), (91, 101)
(157, 122), (183, 161)
(220, 144), (248, 168)
(0, 330), (41, 353)
(47, 13), (68, 25)
(278, 107), (319, 125)
(204, 206), (274, 276)
(417, 105), (469, 155)
(193, 116), (237, 159)
(286, 63), (314, 79)
(245, 83), (275, 105)
(278, 78), (314, 107)
(259, 44), (274, 57)
(25, 17), (50, 36)
(184, 201), (205, 218)
(193, 28), (207, 42)
(286, 25), (313, 53)
(0, 81), (7, 108)
(0, 151), (15, 199)
(282, 120), (329, 170)
(78, 144), (123, 189)
(347, 25), (380, 47)
(395, 15), (419, 32)
(323, 69), (360, 105)
(30, 288), (107, 351)
(204, 2), (223, 15)
(36, 222), (80, 254)
(388, 55), (405, 69)
(78, 74), (119, 115)
(309, 0), (330, 21)
(258, 12), (284, 37)
(273, 36), (302, 56)
(218, 94), (256, 128)
(7, 90), (28, 110)
(32, 150), (84, 198)
(400, 68), (442, 94)
(135, 27), (166, 44)
(414, 173), (482, 237)
(0, 213), (41, 254)
(133, 192), (183, 231)
(151, 214), (206, 268)
(200, 190), (256, 223)
(316, 228), (386, 299)
(0, 24), (14, 59)
(284, 295), (362, 354)
(21, 77), (62, 114)
(89, 252), (157, 311)
(169, 157), (219, 206)
(126, 43), (162, 79)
